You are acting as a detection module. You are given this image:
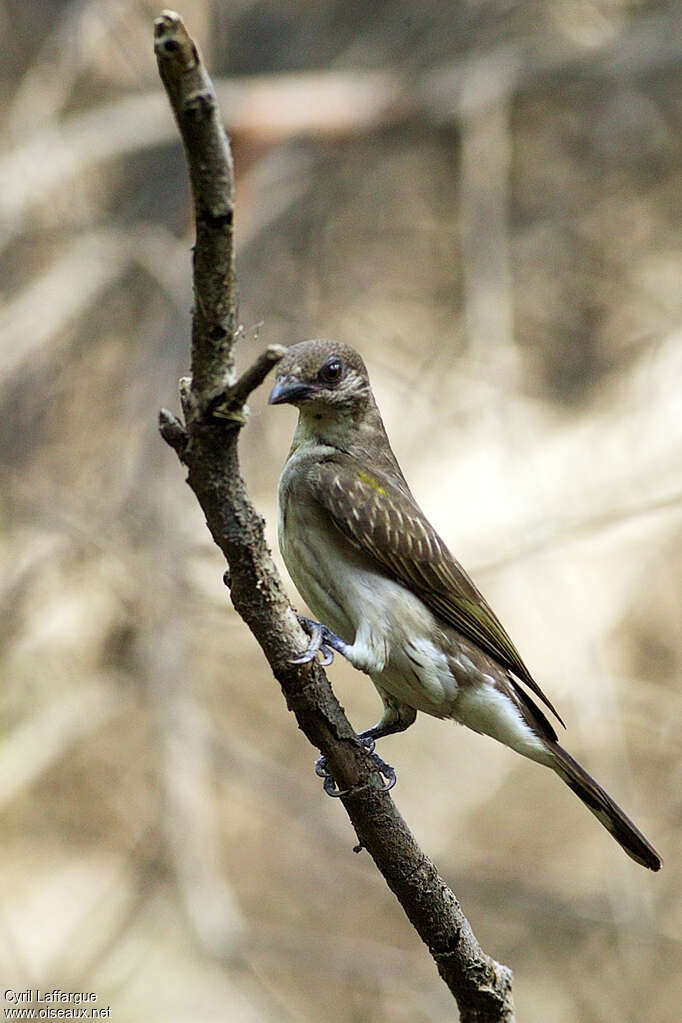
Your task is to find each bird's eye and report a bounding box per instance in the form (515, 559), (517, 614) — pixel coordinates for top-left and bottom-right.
(317, 357), (343, 386)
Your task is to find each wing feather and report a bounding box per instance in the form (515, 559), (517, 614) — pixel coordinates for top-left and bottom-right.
(311, 455), (565, 726)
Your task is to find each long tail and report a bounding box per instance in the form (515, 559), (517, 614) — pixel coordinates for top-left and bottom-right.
(549, 742), (662, 871)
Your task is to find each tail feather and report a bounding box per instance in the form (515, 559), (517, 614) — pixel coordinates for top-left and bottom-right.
(549, 743), (662, 871)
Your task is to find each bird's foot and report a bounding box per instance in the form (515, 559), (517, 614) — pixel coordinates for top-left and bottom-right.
(314, 735), (397, 797)
(314, 755), (349, 797)
(357, 733), (397, 791)
(290, 616), (348, 667)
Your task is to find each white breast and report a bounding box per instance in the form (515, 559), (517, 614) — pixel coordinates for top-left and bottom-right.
(278, 449), (459, 716)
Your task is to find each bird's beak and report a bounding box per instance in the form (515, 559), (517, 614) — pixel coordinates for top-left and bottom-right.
(268, 375), (317, 406)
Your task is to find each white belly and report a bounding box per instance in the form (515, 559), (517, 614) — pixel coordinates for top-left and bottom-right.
(279, 486), (459, 716)
(278, 459), (550, 763)
(276, 443), (548, 765)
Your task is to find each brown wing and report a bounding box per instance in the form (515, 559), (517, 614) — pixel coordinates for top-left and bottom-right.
(310, 454), (565, 727)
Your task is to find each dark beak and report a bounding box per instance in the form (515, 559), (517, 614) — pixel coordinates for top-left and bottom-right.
(268, 375), (317, 406)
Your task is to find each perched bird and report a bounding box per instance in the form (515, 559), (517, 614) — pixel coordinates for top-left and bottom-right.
(269, 339), (661, 871)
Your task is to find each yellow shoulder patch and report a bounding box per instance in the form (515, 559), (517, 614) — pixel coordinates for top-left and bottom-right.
(358, 469), (386, 494)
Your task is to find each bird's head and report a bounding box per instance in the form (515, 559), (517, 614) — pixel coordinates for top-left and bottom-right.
(270, 338), (403, 480)
(268, 340), (371, 416)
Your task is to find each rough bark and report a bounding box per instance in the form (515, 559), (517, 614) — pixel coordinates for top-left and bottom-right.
(154, 11), (515, 1021)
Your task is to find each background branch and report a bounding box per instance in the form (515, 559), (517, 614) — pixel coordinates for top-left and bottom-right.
(154, 10), (514, 1021)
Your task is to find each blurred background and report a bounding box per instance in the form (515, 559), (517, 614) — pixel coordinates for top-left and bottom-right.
(1, 1), (680, 1020)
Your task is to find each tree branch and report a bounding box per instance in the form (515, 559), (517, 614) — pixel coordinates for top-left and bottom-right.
(153, 11), (515, 1021)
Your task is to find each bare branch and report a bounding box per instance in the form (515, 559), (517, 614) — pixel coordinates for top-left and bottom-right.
(158, 408), (188, 455)
(154, 9), (236, 405)
(207, 344), (287, 424)
(154, 11), (515, 1020)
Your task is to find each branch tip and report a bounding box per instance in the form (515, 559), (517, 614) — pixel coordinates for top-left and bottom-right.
(207, 344), (286, 423)
(159, 408), (188, 454)
(153, 11), (198, 70)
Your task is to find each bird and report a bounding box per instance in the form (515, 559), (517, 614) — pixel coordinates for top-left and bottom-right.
(268, 338), (662, 871)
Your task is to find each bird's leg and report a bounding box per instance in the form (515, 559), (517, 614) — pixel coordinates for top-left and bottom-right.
(290, 615), (349, 667)
(348, 696), (417, 793)
(314, 736), (396, 797)
(315, 697), (416, 797)
(357, 735), (397, 792)
(359, 691), (417, 743)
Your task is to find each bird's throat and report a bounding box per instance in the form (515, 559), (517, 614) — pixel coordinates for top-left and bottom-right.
(291, 407), (356, 454)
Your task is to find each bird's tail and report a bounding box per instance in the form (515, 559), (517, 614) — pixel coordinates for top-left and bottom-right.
(549, 742), (661, 871)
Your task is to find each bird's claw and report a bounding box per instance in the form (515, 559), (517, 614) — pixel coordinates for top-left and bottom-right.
(359, 735), (376, 754)
(314, 736), (397, 798)
(314, 755), (349, 797)
(367, 750), (397, 792)
(290, 618), (325, 664)
(290, 643), (335, 667)
(358, 733), (396, 790)
(290, 617), (345, 667)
